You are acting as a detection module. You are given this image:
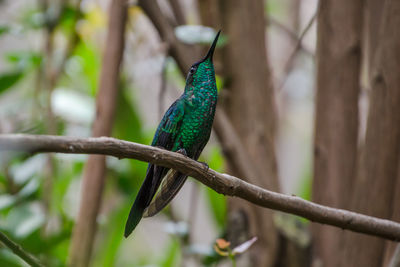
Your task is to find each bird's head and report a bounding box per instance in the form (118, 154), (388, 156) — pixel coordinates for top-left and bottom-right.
(184, 30), (220, 93)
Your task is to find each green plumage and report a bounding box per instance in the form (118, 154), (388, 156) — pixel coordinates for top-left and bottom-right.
(124, 31), (220, 238)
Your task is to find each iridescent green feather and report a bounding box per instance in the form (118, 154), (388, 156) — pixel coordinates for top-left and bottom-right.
(124, 31), (220, 237)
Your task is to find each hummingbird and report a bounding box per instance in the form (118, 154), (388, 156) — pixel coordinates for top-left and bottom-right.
(124, 30), (221, 237)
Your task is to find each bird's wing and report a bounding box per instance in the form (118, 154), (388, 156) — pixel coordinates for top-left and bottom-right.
(143, 170), (187, 217)
(143, 132), (209, 218)
(124, 100), (185, 237)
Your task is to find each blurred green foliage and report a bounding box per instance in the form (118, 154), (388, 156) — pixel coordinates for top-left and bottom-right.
(0, 1), (229, 266)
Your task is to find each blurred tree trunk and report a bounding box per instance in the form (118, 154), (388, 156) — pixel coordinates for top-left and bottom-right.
(218, 0), (280, 266)
(364, 0), (385, 80)
(68, 0), (127, 266)
(311, 1), (363, 267)
(383, 162), (400, 266)
(342, 0), (400, 266)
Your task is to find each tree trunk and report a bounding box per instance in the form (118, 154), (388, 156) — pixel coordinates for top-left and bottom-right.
(218, 0), (280, 266)
(68, 1), (127, 266)
(364, 0), (385, 80)
(383, 161), (400, 266)
(342, 1), (400, 266)
(311, 1), (363, 267)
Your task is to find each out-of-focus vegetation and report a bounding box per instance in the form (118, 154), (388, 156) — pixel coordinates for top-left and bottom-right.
(0, 1), (231, 266)
(0, 0), (317, 266)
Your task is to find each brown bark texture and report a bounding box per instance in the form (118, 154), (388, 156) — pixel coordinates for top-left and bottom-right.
(365, 0), (385, 79)
(342, 0), (400, 266)
(218, 0), (280, 266)
(311, 1), (363, 266)
(68, 0), (127, 266)
(3, 134), (400, 241)
(383, 161), (400, 266)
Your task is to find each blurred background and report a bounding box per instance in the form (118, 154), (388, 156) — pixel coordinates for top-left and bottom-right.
(0, 0), (399, 266)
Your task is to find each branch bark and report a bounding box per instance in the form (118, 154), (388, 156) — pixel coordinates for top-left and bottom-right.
(0, 231), (44, 267)
(68, 0), (127, 266)
(1, 134), (400, 241)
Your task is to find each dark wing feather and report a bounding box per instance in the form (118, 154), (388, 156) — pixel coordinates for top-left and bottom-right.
(143, 171), (188, 217)
(143, 141), (207, 218)
(124, 99), (184, 237)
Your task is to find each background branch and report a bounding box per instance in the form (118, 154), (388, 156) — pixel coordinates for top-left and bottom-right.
(1, 134), (400, 242)
(0, 231), (44, 267)
(68, 0), (127, 266)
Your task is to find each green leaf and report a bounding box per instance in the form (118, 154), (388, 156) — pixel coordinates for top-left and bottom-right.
(4, 203), (44, 238)
(93, 204), (129, 267)
(20, 8), (45, 29)
(0, 71), (24, 94)
(0, 249), (27, 267)
(0, 195), (16, 211)
(201, 147), (226, 228)
(0, 25), (10, 36)
(70, 41), (100, 95)
(298, 161), (312, 201)
(5, 51), (42, 69)
(205, 186), (226, 229)
(112, 81), (148, 194)
(159, 238), (181, 267)
(57, 4), (80, 33)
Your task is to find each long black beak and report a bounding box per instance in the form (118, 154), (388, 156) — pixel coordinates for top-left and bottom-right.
(202, 30), (221, 62)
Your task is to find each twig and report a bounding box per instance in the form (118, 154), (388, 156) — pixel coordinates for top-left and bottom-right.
(0, 231), (44, 267)
(168, 0), (186, 25)
(1, 134), (400, 241)
(267, 17), (313, 57)
(278, 12), (317, 91)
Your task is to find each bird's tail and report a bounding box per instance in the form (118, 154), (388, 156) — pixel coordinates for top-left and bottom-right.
(124, 165), (165, 238)
(143, 170), (188, 218)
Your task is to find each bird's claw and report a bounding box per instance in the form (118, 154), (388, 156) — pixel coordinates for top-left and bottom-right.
(199, 161), (209, 171)
(176, 148), (188, 156)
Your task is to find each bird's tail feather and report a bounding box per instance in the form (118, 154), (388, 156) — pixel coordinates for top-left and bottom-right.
(143, 170), (188, 217)
(124, 165), (166, 237)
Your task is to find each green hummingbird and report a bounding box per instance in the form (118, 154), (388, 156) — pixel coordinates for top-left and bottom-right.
(124, 30), (221, 237)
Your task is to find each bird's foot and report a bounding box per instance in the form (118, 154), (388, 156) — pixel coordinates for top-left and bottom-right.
(176, 148), (188, 157)
(198, 161), (209, 171)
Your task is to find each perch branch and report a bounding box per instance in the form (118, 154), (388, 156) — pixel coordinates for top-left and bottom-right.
(0, 231), (44, 267)
(1, 134), (400, 241)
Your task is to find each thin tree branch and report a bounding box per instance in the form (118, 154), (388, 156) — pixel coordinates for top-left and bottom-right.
(1, 133), (400, 242)
(278, 12), (317, 91)
(0, 231), (44, 267)
(213, 108), (262, 185)
(267, 17), (314, 57)
(168, 0), (186, 25)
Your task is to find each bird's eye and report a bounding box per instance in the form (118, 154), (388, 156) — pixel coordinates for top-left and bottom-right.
(189, 67), (196, 74)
